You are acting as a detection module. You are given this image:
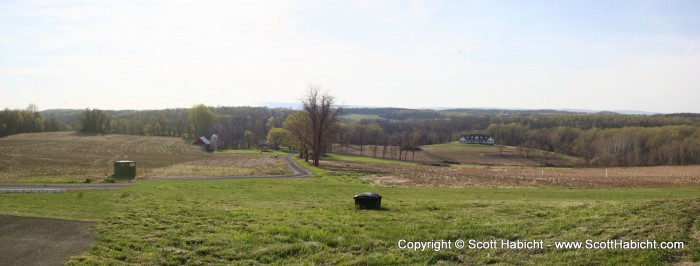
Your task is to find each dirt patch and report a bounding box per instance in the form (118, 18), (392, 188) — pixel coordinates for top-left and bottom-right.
(361, 175), (410, 186)
(0, 215), (93, 266)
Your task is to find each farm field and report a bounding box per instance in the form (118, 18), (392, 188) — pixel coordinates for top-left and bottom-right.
(333, 142), (583, 167)
(322, 156), (700, 188)
(421, 142), (583, 167)
(0, 132), (288, 182)
(1, 133), (699, 264)
(0, 162), (698, 265)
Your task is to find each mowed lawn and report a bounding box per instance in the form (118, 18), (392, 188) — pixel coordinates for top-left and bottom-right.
(1, 164), (699, 265)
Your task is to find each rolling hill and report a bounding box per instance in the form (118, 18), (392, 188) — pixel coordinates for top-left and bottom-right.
(333, 142), (582, 167)
(0, 132), (289, 182)
(0, 132), (209, 181)
(420, 142), (583, 167)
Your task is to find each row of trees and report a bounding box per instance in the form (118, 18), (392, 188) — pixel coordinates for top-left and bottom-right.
(79, 109), (112, 134)
(0, 105), (65, 137)
(487, 124), (700, 166)
(6, 99), (700, 167)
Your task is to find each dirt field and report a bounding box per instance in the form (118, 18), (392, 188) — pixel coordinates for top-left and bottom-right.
(0, 215), (93, 266)
(0, 132), (206, 181)
(0, 132), (287, 181)
(321, 160), (700, 188)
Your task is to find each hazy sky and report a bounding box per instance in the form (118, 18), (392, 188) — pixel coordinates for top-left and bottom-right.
(1, 0), (699, 113)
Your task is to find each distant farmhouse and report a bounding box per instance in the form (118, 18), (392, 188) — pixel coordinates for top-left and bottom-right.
(459, 134), (495, 145)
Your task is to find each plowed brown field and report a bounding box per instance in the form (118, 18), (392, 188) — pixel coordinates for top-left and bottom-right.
(0, 132), (287, 181)
(321, 160), (700, 188)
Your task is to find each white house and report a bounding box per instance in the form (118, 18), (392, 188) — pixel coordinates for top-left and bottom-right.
(459, 134), (495, 145)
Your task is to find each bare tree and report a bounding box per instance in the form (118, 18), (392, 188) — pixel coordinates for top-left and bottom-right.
(496, 145), (506, 156)
(302, 87), (342, 167)
(350, 122), (367, 155)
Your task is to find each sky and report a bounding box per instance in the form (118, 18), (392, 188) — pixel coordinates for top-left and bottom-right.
(1, 0), (699, 113)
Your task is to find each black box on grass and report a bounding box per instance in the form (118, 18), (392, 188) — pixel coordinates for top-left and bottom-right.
(354, 192), (382, 210)
(113, 160), (136, 179)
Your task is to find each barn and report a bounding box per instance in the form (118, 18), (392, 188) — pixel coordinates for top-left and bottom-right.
(192, 136), (210, 146)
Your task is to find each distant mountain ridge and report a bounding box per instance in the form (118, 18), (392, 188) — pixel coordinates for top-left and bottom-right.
(257, 102), (662, 115)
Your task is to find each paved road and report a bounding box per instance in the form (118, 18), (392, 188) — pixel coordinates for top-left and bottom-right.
(0, 182), (131, 191)
(0, 155), (313, 191)
(0, 215), (93, 266)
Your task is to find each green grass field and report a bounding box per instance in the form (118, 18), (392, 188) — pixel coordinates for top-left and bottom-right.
(323, 153), (419, 166)
(1, 161), (698, 265)
(2, 134), (699, 264)
(421, 142), (583, 167)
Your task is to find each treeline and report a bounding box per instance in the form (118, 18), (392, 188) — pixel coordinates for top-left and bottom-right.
(41, 106), (294, 143)
(343, 108), (443, 120)
(12, 104), (700, 167)
(491, 113), (700, 130)
(208, 106), (292, 149)
(108, 105), (294, 149)
(335, 113), (700, 167)
(441, 108), (575, 116)
(80, 109), (111, 134)
(487, 124), (700, 166)
(0, 105), (66, 137)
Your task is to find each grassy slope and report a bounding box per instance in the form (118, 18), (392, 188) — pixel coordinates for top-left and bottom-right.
(421, 142), (583, 167)
(0, 162), (698, 265)
(324, 153), (419, 166)
(1, 135), (698, 264)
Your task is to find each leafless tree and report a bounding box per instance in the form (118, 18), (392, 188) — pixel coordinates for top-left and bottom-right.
(302, 87), (342, 167)
(496, 144), (506, 156)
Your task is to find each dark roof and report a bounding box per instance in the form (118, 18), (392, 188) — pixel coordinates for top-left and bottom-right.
(463, 134), (491, 139)
(193, 136), (210, 145)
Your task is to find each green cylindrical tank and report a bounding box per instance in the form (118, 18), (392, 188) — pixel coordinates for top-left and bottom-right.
(113, 160), (136, 179)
